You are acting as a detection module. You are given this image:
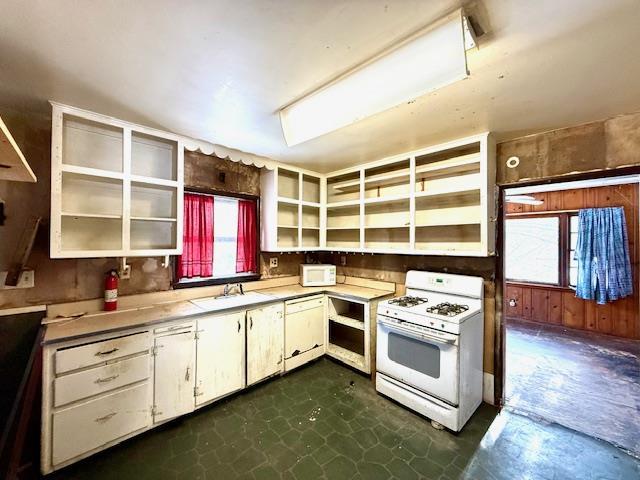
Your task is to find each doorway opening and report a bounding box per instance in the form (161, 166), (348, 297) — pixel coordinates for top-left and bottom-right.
(501, 175), (640, 456)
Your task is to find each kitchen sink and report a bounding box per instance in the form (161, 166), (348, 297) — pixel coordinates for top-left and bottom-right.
(190, 291), (275, 311)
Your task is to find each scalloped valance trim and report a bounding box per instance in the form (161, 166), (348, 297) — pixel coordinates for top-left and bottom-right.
(183, 138), (277, 171)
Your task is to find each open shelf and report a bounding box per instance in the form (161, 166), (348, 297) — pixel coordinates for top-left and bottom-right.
(130, 216), (177, 222)
(327, 171), (361, 203)
(62, 115), (123, 173)
(61, 172), (123, 217)
(363, 159), (410, 200)
(61, 216), (122, 251)
(278, 168), (299, 200)
(302, 205), (320, 228)
(302, 174), (320, 203)
(415, 224), (481, 252)
(301, 228), (320, 248)
(365, 199), (410, 229)
(61, 212), (121, 220)
(130, 219), (176, 250)
(328, 297), (364, 330)
(131, 132), (177, 181)
(329, 322), (364, 356)
(131, 182), (177, 219)
(364, 227), (409, 251)
(277, 202), (299, 227)
(327, 205), (360, 229)
(277, 227), (299, 248)
(415, 191), (481, 228)
(326, 229), (360, 249)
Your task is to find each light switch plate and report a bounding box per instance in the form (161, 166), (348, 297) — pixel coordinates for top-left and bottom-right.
(270, 257), (278, 268)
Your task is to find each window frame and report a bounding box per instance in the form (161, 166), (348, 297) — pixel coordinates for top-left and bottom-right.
(173, 187), (261, 289)
(504, 212), (575, 290)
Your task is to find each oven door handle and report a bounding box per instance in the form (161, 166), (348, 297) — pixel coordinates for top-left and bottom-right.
(379, 318), (458, 346)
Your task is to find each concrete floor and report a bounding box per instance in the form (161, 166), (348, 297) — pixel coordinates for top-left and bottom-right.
(45, 358), (640, 479)
(505, 318), (640, 456)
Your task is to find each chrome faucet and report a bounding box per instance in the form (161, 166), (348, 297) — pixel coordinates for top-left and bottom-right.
(223, 283), (244, 296)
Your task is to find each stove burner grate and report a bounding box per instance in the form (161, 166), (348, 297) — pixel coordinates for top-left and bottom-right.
(425, 302), (469, 317)
(388, 296), (428, 308)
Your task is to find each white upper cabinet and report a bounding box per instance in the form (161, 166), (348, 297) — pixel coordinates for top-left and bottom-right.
(260, 166), (325, 252)
(262, 133), (496, 256)
(50, 103), (184, 258)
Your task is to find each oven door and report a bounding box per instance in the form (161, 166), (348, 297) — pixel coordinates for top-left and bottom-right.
(377, 315), (460, 406)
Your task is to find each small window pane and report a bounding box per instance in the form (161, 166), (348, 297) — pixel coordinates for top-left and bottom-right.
(569, 267), (578, 288)
(213, 197), (239, 277)
(505, 217), (560, 284)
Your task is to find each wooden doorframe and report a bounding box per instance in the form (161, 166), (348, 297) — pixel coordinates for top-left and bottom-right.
(494, 166), (640, 408)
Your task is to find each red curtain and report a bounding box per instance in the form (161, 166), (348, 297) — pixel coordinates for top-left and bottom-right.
(236, 199), (257, 273)
(177, 193), (214, 279)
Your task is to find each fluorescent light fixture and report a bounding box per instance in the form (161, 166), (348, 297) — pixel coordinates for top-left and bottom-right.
(505, 195), (544, 206)
(280, 9), (474, 147)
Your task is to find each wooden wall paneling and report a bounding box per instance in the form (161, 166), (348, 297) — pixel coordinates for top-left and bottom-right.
(595, 303), (613, 335)
(530, 288), (548, 323)
(547, 290), (562, 324)
(612, 297), (634, 338)
(530, 192), (547, 213)
(505, 285), (523, 317)
(505, 201), (524, 214)
(561, 189), (584, 210)
(521, 287), (532, 319)
(584, 301), (597, 331)
(562, 292), (585, 330)
(545, 191), (563, 211)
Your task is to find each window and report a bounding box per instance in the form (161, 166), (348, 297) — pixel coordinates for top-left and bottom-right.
(505, 217), (560, 285)
(176, 192), (259, 285)
(568, 214), (579, 288)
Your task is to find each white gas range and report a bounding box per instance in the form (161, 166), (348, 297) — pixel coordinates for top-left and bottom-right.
(376, 270), (484, 432)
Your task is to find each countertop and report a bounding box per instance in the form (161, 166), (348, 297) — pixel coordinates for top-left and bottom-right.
(43, 283), (394, 345)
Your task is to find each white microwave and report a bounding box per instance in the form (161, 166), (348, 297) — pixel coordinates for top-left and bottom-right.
(300, 264), (336, 286)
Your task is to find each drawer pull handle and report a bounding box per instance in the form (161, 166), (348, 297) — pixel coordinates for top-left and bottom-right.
(95, 412), (117, 423)
(185, 366), (191, 382)
(95, 348), (119, 356)
(168, 325), (188, 331)
(237, 320), (241, 332)
(95, 375), (119, 384)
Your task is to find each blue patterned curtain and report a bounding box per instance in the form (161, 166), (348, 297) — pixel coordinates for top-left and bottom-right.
(574, 207), (633, 304)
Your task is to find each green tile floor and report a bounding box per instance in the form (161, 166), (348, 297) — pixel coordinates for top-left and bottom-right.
(49, 358), (639, 479)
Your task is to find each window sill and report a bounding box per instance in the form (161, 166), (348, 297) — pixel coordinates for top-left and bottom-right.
(173, 273), (261, 289)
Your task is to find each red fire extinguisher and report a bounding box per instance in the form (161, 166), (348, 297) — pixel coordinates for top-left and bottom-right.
(104, 270), (119, 311)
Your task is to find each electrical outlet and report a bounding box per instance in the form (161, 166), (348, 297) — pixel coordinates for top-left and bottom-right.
(270, 257), (278, 268)
(0, 269), (35, 289)
(340, 255), (347, 266)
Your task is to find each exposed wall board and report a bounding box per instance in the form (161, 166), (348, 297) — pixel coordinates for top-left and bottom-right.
(497, 112), (640, 185)
(184, 150), (260, 196)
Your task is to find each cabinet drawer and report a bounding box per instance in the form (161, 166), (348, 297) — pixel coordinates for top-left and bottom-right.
(54, 354), (150, 407)
(55, 332), (150, 374)
(51, 382), (150, 466)
(285, 295), (324, 315)
(153, 322), (193, 335)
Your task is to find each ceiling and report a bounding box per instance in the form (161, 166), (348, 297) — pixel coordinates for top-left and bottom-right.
(1, 0), (639, 172)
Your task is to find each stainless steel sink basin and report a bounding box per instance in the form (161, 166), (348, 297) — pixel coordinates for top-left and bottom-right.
(190, 291), (274, 311)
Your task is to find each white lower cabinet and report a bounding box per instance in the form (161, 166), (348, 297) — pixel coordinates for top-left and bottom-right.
(247, 303), (285, 385)
(51, 382), (151, 466)
(42, 299), (330, 474)
(152, 324), (196, 423)
(284, 295), (325, 371)
(195, 311), (246, 406)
